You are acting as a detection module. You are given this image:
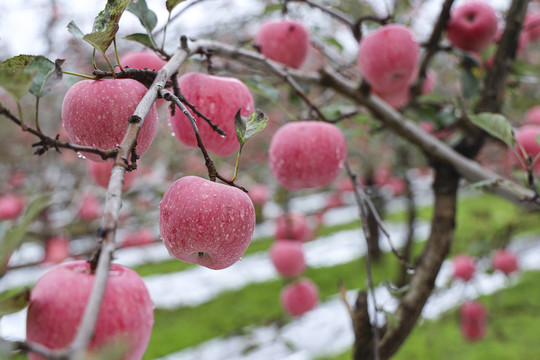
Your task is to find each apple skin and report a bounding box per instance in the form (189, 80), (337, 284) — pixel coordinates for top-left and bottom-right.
(121, 228), (156, 248)
(62, 78), (159, 162)
(87, 160), (138, 191)
(274, 212), (313, 243)
(460, 301), (487, 341)
(492, 249), (518, 275)
(120, 51), (166, 71)
(270, 240), (306, 278)
(446, 1), (498, 52)
(525, 106), (540, 125)
(513, 125), (540, 172)
(452, 254), (476, 282)
(0, 194), (25, 220)
(280, 278), (319, 317)
(357, 24), (420, 94)
(168, 72), (254, 157)
(524, 11), (540, 42)
(159, 176), (256, 270)
(254, 19), (310, 69)
(41, 236), (70, 264)
(269, 121), (347, 190)
(26, 260), (154, 360)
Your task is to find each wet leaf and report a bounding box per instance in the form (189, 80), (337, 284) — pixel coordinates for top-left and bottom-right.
(128, 0), (157, 32)
(0, 55), (37, 100)
(27, 57), (64, 98)
(469, 112), (515, 147)
(68, 0), (131, 55)
(124, 33), (154, 49)
(235, 109), (269, 146)
(166, 0), (186, 12)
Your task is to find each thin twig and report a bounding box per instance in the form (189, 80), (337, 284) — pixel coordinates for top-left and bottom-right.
(159, 87), (247, 192)
(0, 103), (117, 160)
(345, 160), (381, 360)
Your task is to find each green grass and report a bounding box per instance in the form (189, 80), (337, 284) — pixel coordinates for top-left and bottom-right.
(322, 271), (540, 360)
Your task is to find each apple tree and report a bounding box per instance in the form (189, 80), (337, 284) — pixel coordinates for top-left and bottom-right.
(1, 0), (539, 359)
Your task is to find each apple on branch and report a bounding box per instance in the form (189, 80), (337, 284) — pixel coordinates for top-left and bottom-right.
(274, 212), (313, 243)
(492, 249), (519, 275)
(62, 78), (159, 162)
(460, 301), (487, 341)
(446, 1), (498, 52)
(168, 72), (254, 157)
(0, 193), (25, 220)
(26, 260), (154, 360)
(254, 19), (310, 69)
(159, 176), (256, 270)
(280, 277), (319, 317)
(87, 160), (138, 191)
(452, 254), (476, 282)
(270, 240), (306, 278)
(357, 24), (420, 94)
(269, 121), (347, 190)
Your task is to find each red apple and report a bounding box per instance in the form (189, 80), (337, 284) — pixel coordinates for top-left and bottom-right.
(26, 261), (154, 360)
(159, 176), (256, 270)
(87, 160), (138, 191)
(0, 194), (25, 220)
(358, 24), (420, 93)
(168, 72), (254, 157)
(120, 51), (168, 105)
(274, 212), (313, 243)
(248, 183), (270, 206)
(77, 192), (102, 221)
(280, 278), (319, 317)
(513, 125), (540, 172)
(121, 228), (156, 248)
(525, 105), (540, 125)
(62, 78), (159, 162)
(452, 254), (476, 282)
(446, 1), (498, 52)
(270, 240), (306, 278)
(7, 170), (25, 188)
(524, 11), (540, 42)
(492, 249), (518, 275)
(254, 19), (310, 69)
(120, 50), (166, 71)
(268, 121), (347, 190)
(460, 301), (487, 341)
(41, 236), (70, 265)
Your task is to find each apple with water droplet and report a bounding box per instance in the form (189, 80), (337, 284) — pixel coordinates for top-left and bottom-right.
(159, 176), (256, 270)
(269, 121), (347, 190)
(62, 78), (159, 162)
(168, 72), (254, 157)
(26, 260), (154, 360)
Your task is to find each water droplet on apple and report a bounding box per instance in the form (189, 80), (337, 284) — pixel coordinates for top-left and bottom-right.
(171, 132), (176, 137)
(77, 152), (86, 159)
(220, 134), (226, 139)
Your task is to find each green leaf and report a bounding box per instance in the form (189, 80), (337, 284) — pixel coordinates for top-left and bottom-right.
(469, 112), (515, 147)
(68, 0), (131, 56)
(27, 57), (64, 98)
(124, 33), (155, 49)
(235, 109), (269, 146)
(536, 133), (540, 148)
(166, 0), (186, 12)
(461, 67), (480, 99)
(127, 0), (157, 32)
(323, 36), (343, 51)
(0, 195), (50, 276)
(0, 55), (37, 100)
(0, 288), (30, 317)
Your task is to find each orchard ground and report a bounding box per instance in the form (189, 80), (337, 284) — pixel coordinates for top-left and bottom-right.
(2, 174), (540, 360)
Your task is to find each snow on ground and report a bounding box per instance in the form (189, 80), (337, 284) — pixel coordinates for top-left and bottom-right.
(156, 236), (540, 360)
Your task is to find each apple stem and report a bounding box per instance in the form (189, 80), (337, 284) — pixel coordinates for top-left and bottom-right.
(231, 147), (243, 182)
(61, 70), (98, 80)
